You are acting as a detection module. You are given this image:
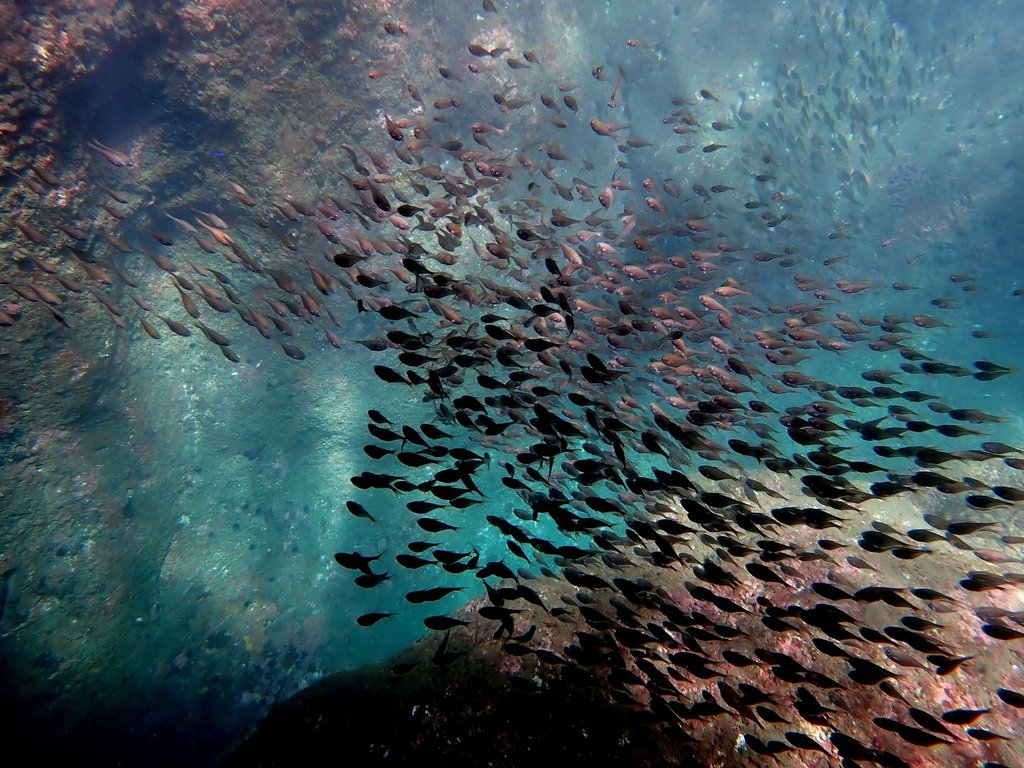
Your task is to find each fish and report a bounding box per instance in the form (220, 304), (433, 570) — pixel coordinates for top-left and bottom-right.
(173, 281), (200, 319)
(382, 111), (404, 141)
(333, 551), (382, 575)
(374, 365), (410, 385)
(354, 571), (390, 588)
(56, 222), (88, 241)
(15, 221), (47, 244)
(356, 612), (394, 626)
(194, 321), (231, 347)
(996, 688), (1024, 707)
(87, 139), (133, 167)
(139, 316), (160, 340)
(13, 13), (1024, 767)
(31, 164), (59, 186)
(590, 118), (628, 136)
(97, 230), (133, 253)
(423, 615), (471, 631)
(406, 586), (464, 604)
(157, 315), (191, 337)
(280, 343), (306, 360)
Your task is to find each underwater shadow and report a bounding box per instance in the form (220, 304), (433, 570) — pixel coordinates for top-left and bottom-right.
(223, 660), (692, 768)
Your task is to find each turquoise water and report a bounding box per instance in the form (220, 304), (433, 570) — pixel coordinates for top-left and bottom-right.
(0, 0), (1022, 765)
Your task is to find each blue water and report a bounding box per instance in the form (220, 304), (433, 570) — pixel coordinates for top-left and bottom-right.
(0, 0), (1022, 765)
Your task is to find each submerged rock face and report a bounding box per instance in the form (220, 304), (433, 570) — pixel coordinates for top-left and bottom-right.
(231, 470), (1024, 767)
(1, 1), (1023, 767)
(224, 663), (687, 767)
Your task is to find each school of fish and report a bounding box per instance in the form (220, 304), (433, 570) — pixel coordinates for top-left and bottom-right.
(4, 1), (1023, 765)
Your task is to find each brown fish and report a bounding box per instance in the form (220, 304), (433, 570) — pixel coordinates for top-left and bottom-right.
(173, 281), (200, 319)
(56, 223), (88, 241)
(383, 111), (404, 141)
(15, 221), (47, 244)
(87, 139), (132, 167)
(158, 315), (191, 337)
(139, 316), (160, 339)
(281, 342), (306, 360)
(31, 164), (59, 186)
(590, 118), (628, 136)
(194, 321), (231, 347)
(98, 230), (133, 254)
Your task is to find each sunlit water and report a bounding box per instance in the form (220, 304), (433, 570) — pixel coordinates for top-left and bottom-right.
(1, 0), (1022, 764)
